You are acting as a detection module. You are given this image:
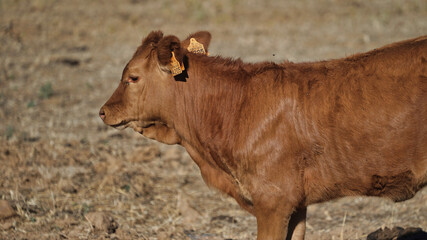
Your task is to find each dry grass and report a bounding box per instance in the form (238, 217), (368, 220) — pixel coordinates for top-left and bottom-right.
(0, 0), (426, 239)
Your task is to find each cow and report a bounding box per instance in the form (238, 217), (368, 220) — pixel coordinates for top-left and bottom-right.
(99, 31), (427, 240)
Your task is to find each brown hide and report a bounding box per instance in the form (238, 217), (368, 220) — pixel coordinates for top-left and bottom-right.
(100, 32), (427, 240)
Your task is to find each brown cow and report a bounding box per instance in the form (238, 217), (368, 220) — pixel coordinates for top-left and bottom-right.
(99, 31), (427, 240)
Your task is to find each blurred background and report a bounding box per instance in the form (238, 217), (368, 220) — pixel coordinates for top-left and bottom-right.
(0, 0), (426, 239)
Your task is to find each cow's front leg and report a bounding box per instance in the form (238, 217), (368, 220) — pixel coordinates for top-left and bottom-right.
(255, 204), (294, 240)
(286, 207), (307, 240)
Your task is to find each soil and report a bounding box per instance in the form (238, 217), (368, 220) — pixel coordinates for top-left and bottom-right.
(0, 0), (426, 239)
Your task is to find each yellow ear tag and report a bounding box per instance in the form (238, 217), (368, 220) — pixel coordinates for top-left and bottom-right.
(169, 52), (185, 76)
(187, 38), (206, 55)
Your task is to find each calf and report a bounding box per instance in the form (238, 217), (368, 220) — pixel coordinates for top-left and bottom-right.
(100, 31), (427, 240)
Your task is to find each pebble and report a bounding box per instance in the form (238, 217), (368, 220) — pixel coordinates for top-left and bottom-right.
(0, 200), (15, 220)
(85, 212), (118, 234)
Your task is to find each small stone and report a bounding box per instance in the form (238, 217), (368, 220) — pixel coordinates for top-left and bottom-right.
(54, 218), (78, 229)
(0, 220), (14, 230)
(0, 200), (15, 219)
(67, 226), (86, 239)
(61, 184), (78, 194)
(157, 232), (170, 240)
(162, 147), (181, 161)
(85, 212), (118, 234)
(128, 145), (160, 162)
(177, 192), (203, 225)
(94, 153), (123, 174)
(367, 226), (427, 240)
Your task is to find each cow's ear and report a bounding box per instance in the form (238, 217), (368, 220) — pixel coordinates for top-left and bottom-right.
(181, 31), (211, 53)
(142, 30), (163, 48)
(157, 35), (183, 69)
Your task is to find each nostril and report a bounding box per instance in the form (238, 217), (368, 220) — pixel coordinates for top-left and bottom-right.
(99, 108), (106, 120)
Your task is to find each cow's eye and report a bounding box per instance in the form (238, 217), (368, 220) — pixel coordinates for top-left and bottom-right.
(129, 76), (139, 82)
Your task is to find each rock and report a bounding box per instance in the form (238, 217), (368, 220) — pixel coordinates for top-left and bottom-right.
(93, 161), (108, 174)
(211, 215), (237, 223)
(85, 212), (118, 234)
(398, 227), (427, 240)
(367, 226), (427, 240)
(112, 227), (139, 239)
(128, 145), (160, 162)
(0, 220), (14, 230)
(0, 200), (15, 219)
(54, 218), (78, 229)
(55, 57), (80, 66)
(367, 227), (402, 240)
(61, 184), (78, 194)
(177, 192), (203, 225)
(94, 153), (123, 174)
(162, 147), (181, 161)
(184, 229), (223, 240)
(110, 228), (134, 240)
(157, 231), (170, 240)
(67, 225), (87, 239)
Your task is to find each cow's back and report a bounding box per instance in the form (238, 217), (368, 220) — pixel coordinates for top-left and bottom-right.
(287, 36), (427, 204)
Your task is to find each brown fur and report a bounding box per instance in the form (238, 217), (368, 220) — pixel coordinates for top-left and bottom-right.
(100, 31), (427, 240)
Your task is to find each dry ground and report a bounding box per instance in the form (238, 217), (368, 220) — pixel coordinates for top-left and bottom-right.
(0, 0), (426, 239)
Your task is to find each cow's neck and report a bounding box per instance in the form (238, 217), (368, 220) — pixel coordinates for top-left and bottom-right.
(173, 55), (252, 171)
(171, 55), (294, 177)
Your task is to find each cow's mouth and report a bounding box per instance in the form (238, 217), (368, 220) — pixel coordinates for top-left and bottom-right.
(127, 121), (157, 134)
(139, 123), (155, 131)
(110, 120), (130, 129)
(109, 120), (158, 134)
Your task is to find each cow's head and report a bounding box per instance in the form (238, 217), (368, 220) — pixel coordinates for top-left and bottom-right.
(99, 30), (211, 144)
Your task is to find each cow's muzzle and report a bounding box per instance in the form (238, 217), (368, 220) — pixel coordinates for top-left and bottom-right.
(99, 106), (130, 129)
(99, 108), (106, 121)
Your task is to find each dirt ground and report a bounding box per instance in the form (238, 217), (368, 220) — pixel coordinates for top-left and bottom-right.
(0, 0), (426, 239)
